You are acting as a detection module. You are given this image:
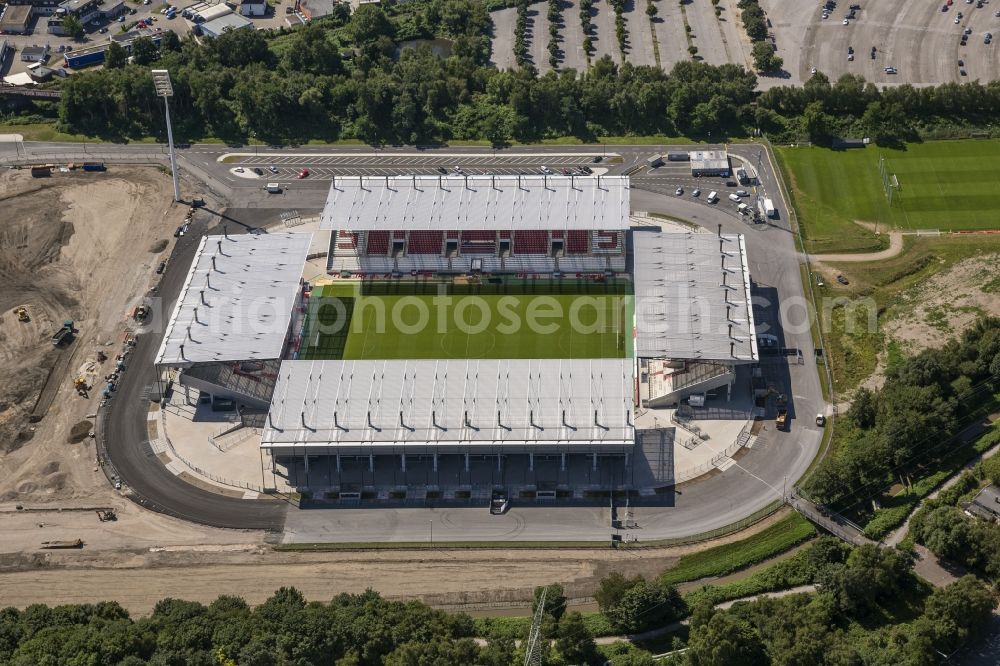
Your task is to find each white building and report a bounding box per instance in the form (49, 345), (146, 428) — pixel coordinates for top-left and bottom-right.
(198, 11), (253, 37)
(238, 0), (267, 16)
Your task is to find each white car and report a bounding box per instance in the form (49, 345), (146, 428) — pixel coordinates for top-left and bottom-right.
(268, 166), (278, 173)
(540, 165), (554, 174)
(736, 189), (750, 197)
(675, 187), (684, 195)
(692, 189), (701, 197)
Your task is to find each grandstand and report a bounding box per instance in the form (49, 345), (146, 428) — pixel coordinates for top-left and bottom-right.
(156, 175), (758, 499)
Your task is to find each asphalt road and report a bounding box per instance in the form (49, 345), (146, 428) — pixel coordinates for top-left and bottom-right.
(100, 209), (287, 531)
(0, 139), (826, 540)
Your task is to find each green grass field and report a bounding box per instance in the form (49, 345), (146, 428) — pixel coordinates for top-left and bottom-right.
(299, 281), (631, 360)
(776, 141), (1000, 253)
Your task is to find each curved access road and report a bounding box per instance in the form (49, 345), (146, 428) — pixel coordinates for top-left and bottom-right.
(101, 216), (287, 532)
(811, 231), (904, 263)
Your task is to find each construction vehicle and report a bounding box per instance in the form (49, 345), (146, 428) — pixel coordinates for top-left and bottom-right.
(51, 319), (74, 346)
(776, 409), (788, 430)
(96, 509), (117, 522)
(41, 539), (84, 549)
(14, 306), (29, 322)
(74, 377), (88, 396)
(132, 304), (149, 321)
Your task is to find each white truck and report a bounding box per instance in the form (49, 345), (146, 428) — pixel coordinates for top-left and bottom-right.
(763, 198), (776, 218)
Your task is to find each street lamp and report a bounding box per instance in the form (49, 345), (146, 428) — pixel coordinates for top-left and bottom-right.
(152, 69), (181, 202)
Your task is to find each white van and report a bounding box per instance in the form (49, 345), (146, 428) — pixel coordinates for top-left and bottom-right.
(728, 193), (741, 202)
(266, 183), (282, 193)
(707, 191), (718, 203)
(737, 202), (750, 214)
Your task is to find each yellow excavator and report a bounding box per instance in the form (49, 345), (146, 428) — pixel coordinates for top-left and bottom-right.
(74, 377), (89, 396)
(14, 306), (29, 322)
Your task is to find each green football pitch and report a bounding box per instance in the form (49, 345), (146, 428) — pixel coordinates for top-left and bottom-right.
(298, 282), (632, 360)
(776, 140), (1000, 252)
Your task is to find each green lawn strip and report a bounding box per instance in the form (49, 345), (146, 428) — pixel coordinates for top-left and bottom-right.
(775, 141), (1000, 254)
(658, 513), (815, 586)
(862, 417), (1000, 539)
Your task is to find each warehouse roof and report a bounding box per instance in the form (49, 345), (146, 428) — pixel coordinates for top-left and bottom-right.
(199, 12), (252, 35)
(155, 232), (312, 367)
(632, 231), (757, 362)
(319, 175), (630, 231)
(260, 358), (635, 451)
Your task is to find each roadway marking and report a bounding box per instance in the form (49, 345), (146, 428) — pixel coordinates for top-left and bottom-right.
(218, 151), (619, 162)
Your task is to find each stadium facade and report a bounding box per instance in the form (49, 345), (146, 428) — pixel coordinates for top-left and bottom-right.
(155, 175), (757, 499)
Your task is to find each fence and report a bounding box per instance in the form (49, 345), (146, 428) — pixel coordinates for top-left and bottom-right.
(672, 417), (754, 484)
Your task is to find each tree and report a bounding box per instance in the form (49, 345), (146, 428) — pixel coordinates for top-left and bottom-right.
(554, 612), (598, 665)
(533, 583), (567, 621)
(751, 40), (782, 73)
(913, 505), (974, 562)
(130, 37), (159, 67)
(687, 610), (768, 666)
(922, 575), (997, 652)
(351, 4), (394, 44)
(981, 452), (1000, 486)
(105, 42), (127, 70)
(595, 572), (642, 614)
(61, 14), (84, 40)
(604, 580), (685, 633)
(646, 1), (658, 17)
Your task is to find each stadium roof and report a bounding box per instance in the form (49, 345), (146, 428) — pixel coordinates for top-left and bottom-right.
(632, 231), (757, 362)
(318, 175), (630, 232)
(155, 232), (312, 367)
(260, 358), (635, 453)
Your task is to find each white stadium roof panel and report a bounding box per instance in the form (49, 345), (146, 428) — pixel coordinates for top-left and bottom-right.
(632, 231), (757, 362)
(261, 358), (635, 453)
(155, 232), (312, 366)
(319, 175), (630, 231)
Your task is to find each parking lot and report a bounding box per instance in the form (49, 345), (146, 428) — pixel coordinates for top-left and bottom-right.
(489, 0), (748, 73)
(760, 0), (1000, 85)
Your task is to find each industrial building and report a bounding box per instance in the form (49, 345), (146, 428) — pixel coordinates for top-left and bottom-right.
(689, 150), (731, 177)
(0, 5), (34, 35)
(46, 0), (126, 34)
(156, 176), (758, 500)
(63, 28), (171, 68)
(239, 0), (267, 16)
(198, 12), (253, 38)
(19, 44), (48, 62)
(6, 0), (62, 16)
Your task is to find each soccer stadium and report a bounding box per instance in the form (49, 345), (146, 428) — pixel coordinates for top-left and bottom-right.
(155, 175), (758, 501)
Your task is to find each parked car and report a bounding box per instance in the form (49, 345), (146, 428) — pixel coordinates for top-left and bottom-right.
(675, 187), (684, 195)
(297, 168), (310, 179)
(540, 165), (554, 174)
(268, 165), (279, 174)
(579, 165), (593, 174)
(836, 274), (849, 285)
(156, 261), (167, 274)
(725, 180), (737, 186)
(252, 167), (263, 176)
(736, 189), (750, 197)
(692, 189), (701, 197)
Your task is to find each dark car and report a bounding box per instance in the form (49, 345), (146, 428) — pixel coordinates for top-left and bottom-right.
(579, 165), (593, 174)
(592, 156), (603, 163)
(252, 167), (264, 176)
(836, 274), (849, 285)
(725, 180), (737, 186)
(436, 166), (447, 174)
(156, 261), (167, 274)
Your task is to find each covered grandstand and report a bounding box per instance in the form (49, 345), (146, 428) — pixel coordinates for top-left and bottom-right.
(322, 175), (628, 275)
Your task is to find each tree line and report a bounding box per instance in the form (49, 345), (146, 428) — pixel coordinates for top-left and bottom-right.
(806, 317), (1000, 509)
(4, 537), (994, 665)
(26, 0), (1000, 146)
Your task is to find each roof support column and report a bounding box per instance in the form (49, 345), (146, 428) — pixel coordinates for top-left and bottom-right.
(592, 452), (598, 471)
(369, 453), (374, 473)
(497, 453), (502, 472)
(465, 453), (470, 472)
(433, 453), (438, 472)
(561, 453), (566, 471)
(401, 454), (406, 472)
(529, 452), (534, 472)
(336, 454), (341, 472)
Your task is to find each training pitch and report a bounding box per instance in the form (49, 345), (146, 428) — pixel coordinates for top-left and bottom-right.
(777, 141), (1000, 251)
(299, 281), (632, 360)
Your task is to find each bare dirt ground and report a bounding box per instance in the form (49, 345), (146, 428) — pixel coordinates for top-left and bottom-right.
(0, 168), (180, 503)
(883, 252), (1000, 354)
(0, 509), (792, 615)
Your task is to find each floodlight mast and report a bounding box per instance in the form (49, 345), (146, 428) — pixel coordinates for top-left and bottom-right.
(151, 69), (181, 202)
